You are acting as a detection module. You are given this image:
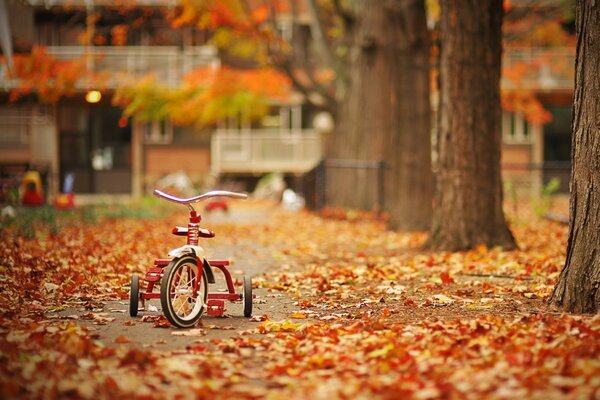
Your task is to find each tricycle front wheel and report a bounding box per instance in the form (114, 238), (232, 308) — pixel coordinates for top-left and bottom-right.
(160, 256), (208, 328)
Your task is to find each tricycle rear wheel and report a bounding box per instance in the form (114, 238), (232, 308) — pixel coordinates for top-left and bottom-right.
(243, 275), (253, 317)
(129, 274), (140, 317)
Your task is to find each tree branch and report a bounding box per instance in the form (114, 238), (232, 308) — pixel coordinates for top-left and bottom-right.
(255, 0), (336, 112)
(289, 0), (336, 108)
(332, 0), (355, 29)
(306, 0), (337, 72)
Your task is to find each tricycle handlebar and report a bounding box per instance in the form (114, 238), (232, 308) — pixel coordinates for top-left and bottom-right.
(153, 189), (248, 205)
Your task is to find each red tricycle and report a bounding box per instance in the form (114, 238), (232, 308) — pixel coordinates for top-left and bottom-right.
(129, 189), (251, 328)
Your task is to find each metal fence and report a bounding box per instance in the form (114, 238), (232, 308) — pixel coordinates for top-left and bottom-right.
(301, 160), (570, 212)
(502, 161), (571, 196)
(303, 159), (386, 212)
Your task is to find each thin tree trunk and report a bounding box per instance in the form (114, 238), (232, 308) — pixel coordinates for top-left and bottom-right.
(428, 0), (516, 251)
(550, 0), (600, 313)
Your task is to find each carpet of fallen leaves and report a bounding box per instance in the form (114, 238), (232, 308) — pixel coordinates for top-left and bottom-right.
(1, 201), (600, 399)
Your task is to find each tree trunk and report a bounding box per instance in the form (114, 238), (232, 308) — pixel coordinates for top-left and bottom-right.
(326, 0), (392, 210)
(326, 0), (433, 231)
(428, 0), (516, 251)
(550, 0), (600, 313)
(384, 0), (433, 231)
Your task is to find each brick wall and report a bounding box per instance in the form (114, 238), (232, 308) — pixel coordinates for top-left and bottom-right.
(144, 146), (210, 190)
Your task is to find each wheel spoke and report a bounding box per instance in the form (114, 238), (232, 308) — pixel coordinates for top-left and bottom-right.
(174, 295), (190, 316)
(171, 264), (199, 317)
(161, 257), (207, 326)
(172, 269), (182, 295)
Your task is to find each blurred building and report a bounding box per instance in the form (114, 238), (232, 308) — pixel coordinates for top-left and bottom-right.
(0, 0), (322, 201)
(501, 48), (574, 196)
(0, 0), (574, 202)
(500, 0), (575, 195)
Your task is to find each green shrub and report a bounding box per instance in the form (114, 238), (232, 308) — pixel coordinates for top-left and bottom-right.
(3, 196), (167, 239)
(533, 177), (561, 218)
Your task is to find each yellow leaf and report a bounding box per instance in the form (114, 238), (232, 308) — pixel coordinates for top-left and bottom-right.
(260, 320), (304, 333)
(367, 343), (394, 358)
(288, 313), (307, 319)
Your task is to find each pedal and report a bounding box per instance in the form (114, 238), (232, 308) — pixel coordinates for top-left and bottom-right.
(206, 299), (225, 316)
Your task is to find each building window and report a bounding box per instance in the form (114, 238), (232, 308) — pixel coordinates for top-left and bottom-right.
(503, 111), (531, 144)
(0, 106), (35, 148)
(144, 120), (173, 144)
(217, 105), (304, 132)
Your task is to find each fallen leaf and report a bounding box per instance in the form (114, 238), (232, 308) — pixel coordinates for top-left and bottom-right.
(113, 336), (130, 344)
(205, 325), (235, 330)
(431, 294), (455, 305)
(440, 272), (455, 284)
(171, 328), (206, 336)
(250, 315), (269, 322)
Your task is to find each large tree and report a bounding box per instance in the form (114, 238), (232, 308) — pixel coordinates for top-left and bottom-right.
(326, 0), (433, 231)
(385, 0), (432, 231)
(550, 0), (600, 313)
(428, 0), (516, 251)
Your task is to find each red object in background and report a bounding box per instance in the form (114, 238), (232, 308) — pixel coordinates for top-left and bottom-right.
(21, 171), (44, 206)
(54, 193), (75, 209)
(22, 187), (44, 206)
(205, 198), (229, 213)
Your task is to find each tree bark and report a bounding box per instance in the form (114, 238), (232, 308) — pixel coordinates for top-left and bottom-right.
(428, 0), (516, 251)
(326, 0), (433, 231)
(326, 0), (392, 210)
(550, 0), (600, 313)
(384, 0), (433, 231)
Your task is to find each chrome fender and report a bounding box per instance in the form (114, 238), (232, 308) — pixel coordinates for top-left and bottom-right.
(166, 245), (216, 284)
(168, 245), (205, 259)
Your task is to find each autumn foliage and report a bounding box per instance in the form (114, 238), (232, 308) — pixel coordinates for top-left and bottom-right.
(7, 46), (89, 103)
(2, 0), (576, 128)
(501, 3), (576, 124)
(112, 66), (291, 126)
(1, 200), (599, 398)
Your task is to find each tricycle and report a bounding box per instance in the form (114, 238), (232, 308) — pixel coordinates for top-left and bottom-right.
(129, 189), (251, 328)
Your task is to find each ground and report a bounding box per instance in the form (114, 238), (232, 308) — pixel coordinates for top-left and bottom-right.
(1, 197), (599, 399)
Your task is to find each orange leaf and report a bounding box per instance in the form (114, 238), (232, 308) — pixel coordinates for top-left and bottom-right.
(113, 335), (130, 344)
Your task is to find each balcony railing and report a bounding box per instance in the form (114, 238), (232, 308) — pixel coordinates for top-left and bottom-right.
(502, 47), (574, 91)
(26, 0), (178, 6)
(1, 45), (219, 90)
(1, 46), (573, 93)
(211, 130), (323, 174)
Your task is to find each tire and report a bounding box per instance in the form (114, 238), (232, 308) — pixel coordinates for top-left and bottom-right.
(160, 256), (208, 328)
(129, 274), (140, 317)
(243, 275), (253, 317)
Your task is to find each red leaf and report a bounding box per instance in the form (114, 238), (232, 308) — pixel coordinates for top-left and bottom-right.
(440, 272), (455, 285)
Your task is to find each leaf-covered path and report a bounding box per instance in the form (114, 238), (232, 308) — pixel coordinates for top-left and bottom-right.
(1, 201), (599, 399)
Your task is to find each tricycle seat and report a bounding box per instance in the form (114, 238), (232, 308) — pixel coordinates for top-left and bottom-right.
(172, 226), (215, 238)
